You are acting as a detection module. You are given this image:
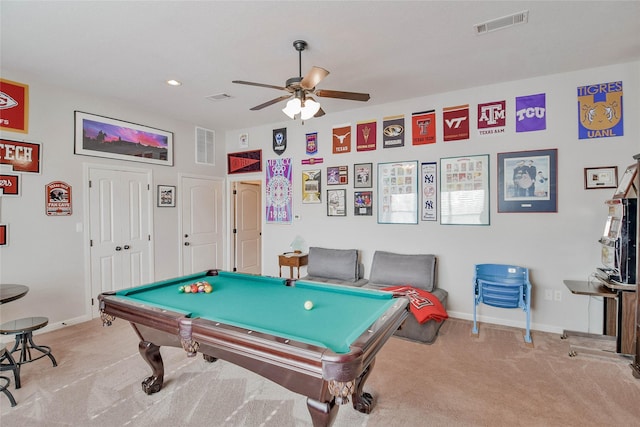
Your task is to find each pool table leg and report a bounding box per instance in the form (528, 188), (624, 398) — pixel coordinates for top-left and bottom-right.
(352, 359), (375, 414)
(139, 340), (164, 395)
(306, 397), (338, 427)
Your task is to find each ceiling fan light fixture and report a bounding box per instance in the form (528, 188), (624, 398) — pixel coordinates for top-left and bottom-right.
(282, 97), (302, 119)
(300, 98), (321, 120)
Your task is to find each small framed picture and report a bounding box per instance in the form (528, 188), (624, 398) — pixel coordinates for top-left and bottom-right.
(327, 166), (348, 185)
(584, 166), (618, 190)
(327, 189), (346, 216)
(157, 185), (176, 207)
(354, 163), (373, 188)
(354, 191), (373, 216)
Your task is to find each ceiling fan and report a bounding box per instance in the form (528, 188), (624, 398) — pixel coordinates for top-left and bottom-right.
(232, 40), (370, 120)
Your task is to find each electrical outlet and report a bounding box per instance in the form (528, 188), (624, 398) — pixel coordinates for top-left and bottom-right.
(544, 289), (553, 301)
(554, 290), (562, 301)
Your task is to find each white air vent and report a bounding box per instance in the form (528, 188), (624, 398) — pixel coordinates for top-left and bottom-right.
(195, 127), (215, 165)
(206, 93), (232, 101)
(474, 10), (528, 35)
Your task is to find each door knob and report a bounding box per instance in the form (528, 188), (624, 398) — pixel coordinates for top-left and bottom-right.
(124, 245), (130, 250)
(184, 242), (190, 246)
(115, 246), (122, 251)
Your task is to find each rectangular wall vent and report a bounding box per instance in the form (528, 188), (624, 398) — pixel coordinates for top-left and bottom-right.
(206, 93), (232, 101)
(196, 126), (215, 165)
(474, 10), (528, 35)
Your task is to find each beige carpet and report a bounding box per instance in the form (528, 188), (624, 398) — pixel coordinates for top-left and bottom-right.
(1, 317), (639, 426)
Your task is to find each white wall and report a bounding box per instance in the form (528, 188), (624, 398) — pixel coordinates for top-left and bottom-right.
(225, 61), (639, 335)
(1, 62), (636, 339)
(0, 69), (227, 330)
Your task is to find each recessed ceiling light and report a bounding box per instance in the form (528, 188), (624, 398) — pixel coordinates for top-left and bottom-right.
(166, 79), (182, 86)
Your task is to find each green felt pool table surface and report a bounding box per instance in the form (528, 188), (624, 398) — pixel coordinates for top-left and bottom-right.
(115, 270), (396, 354)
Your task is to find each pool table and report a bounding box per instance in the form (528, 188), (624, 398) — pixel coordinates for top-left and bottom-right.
(98, 270), (409, 426)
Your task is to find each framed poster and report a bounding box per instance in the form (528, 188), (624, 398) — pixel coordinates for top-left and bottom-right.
(440, 155), (489, 225)
(377, 161), (418, 224)
(497, 149), (557, 213)
(354, 163), (373, 188)
(302, 169), (321, 204)
(45, 181), (72, 216)
(74, 111), (173, 166)
(584, 166), (617, 190)
(327, 165), (348, 185)
(157, 185), (176, 207)
(421, 162), (437, 221)
(327, 189), (346, 216)
(354, 191), (373, 216)
(265, 158), (292, 223)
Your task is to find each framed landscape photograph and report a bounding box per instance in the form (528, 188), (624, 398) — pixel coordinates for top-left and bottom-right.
(157, 185), (176, 207)
(584, 166), (617, 190)
(75, 111), (173, 166)
(327, 189), (346, 216)
(354, 162), (373, 188)
(497, 148), (557, 213)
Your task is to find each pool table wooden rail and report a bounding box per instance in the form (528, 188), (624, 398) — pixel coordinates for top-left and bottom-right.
(98, 278), (409, 427)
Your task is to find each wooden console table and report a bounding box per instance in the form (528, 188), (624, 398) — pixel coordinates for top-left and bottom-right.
(278, 252), (308, 279)
(563, 279), (637, 355)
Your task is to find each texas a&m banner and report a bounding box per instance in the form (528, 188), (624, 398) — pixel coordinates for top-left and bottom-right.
(477, 100), (506, 136)
(412, 110), (436, 145)
(0, 78), (29, 133)
(443, 105), (469, 142)
(577, 81), (623, 139)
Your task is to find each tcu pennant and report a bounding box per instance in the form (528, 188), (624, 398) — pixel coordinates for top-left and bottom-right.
(577, 81), (623, 139)
(272, 128), (287, 155)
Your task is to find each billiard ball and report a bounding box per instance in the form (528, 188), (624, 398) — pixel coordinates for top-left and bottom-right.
(304, 300), (314, 310)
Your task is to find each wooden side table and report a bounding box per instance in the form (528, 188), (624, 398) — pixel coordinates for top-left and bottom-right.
(278, 252), (308, 278)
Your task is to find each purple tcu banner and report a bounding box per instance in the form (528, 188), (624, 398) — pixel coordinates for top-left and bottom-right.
(265, 158), (292, 223)
(515, 93), (546, 133)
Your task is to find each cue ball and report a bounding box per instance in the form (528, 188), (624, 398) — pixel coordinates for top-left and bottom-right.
(304, 300), (314, 310)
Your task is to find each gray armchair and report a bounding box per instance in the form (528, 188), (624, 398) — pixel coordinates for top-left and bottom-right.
(364, 251), (447, 344)
(301, 247), (368, 287)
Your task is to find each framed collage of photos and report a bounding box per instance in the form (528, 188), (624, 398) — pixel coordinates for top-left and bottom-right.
(440, 154), (490, 225)
(497, 149), (557, 213)
(354, 191), (372, 216)
(377, 161), (418, 224)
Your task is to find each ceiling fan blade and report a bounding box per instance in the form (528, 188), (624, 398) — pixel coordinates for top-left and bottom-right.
(232, 80), (287, 91)
(300, 66), (329, 90)
(314, 107), (326, 118)
(315, 89), (370, 102)
(249, 94), (292, 111)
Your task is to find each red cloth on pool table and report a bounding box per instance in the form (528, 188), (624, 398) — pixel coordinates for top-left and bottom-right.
(382, 286), (448, 324)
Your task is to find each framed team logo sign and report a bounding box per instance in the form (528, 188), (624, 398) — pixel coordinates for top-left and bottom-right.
(0, 78), (29, 133)
(46, 181), (72, 216)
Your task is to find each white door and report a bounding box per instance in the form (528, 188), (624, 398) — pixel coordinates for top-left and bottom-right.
(234, 181), (261, 274)
(89, 166), (152, 314)
(181, 176), (224, 274)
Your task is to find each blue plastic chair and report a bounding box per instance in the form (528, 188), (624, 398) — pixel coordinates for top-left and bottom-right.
(472, 264), (532, 343)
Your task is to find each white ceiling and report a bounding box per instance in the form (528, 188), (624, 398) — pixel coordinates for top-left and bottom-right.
(2, 1), (639, 132)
